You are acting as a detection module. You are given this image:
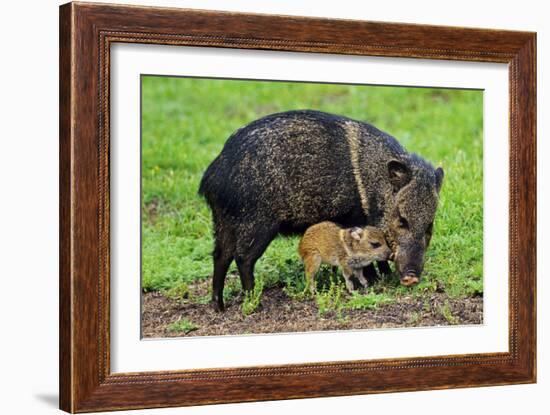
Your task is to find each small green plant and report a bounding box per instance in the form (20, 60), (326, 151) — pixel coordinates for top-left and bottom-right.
(241, 278), (265, 316)
(223, 276), (242, 302)
(407, 311), (422, 325)
(270, 257), (309, 300)
(343, 291), (392, 311)
(195, 294), (211, 305)
(314, 265), (341, 293)
(439, 300), (458, 324)
(417, 278), (439, 294)
(423, 300), (432, 313)
(282, 267), (312, 301)
(167, 318), (198, 334)
(283, 284), (311, 301)
(164, 281), (190, 302)
(316, 281), (346, 317)
(463, 278), (483, 297)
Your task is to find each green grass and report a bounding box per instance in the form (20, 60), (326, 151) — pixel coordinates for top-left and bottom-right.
(141, 75), (483, 311)
(167, 318), (199, 334)
(314, 280), (394, 318)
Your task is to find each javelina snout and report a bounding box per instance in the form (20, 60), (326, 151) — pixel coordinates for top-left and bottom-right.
(393, 242), (425, 286)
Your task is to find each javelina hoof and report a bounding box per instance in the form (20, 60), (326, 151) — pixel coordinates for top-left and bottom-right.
(211, 299), (225, 312)
(400, 275), (420, 286)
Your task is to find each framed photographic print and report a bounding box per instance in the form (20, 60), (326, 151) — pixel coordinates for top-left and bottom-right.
(59, 2), (536, 412)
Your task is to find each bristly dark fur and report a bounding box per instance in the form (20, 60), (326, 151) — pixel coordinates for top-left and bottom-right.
(199, 110), (444, 310)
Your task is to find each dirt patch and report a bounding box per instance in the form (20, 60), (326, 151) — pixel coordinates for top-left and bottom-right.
(142, 278), (483, 338)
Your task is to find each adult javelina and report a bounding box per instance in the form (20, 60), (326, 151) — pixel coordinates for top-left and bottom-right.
(199, 110), (444, 311)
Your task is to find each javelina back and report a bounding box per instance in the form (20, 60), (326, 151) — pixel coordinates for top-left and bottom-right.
(199, 110), (444, 311)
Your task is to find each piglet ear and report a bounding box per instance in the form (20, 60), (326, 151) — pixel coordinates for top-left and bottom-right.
(350, 227), (363, 241)
(435, 167), (444, 193)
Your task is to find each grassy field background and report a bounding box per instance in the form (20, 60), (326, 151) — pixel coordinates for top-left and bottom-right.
(141, 75), (483, 321)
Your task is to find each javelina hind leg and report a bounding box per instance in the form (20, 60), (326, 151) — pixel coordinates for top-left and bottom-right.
(235, 224), (278, 294)
(235, 257), (256, 292)
(211, 221), (235, 312)
(211, 245), (233, 312)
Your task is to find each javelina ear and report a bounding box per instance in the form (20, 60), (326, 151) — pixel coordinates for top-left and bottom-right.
(350, 227), (363, 241)
(387, 160), (411, 192)
(435, 167), (444, 193)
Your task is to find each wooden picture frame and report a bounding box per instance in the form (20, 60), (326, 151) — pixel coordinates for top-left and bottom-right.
(59, 2), (536, 412)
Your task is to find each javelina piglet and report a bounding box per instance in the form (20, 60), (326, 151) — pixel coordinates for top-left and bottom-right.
(298, 221), (393, 294)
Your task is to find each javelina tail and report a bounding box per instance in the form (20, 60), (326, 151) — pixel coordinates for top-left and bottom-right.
(198, 161), (215, 198)
(198, 173), (208, 197)
(198, 158), (224, 210)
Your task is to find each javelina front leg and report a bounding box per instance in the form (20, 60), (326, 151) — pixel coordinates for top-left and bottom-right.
(363, 264), (379, 285)
(377, 261), (392, 276)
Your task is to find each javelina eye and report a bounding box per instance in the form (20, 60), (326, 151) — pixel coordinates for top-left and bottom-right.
(370, 241), (381, 248)
(397, 216), (409, 229)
